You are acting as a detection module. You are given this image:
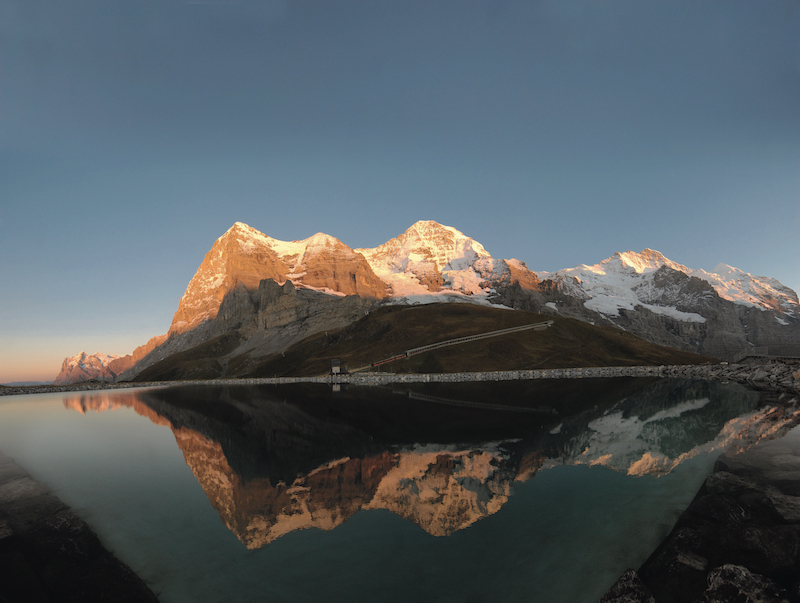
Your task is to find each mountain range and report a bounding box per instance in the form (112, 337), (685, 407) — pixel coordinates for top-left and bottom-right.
(55, 221), (800, 384)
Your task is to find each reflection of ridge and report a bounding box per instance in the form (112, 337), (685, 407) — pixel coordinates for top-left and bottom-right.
(170, 425), (397, 548)
(62, 391), (171, 427)
(400, 390), (557, 414)
(364, 444), (520, 537)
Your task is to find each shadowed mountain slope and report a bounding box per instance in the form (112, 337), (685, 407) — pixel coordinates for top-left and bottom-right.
(133, 303), (713, 382)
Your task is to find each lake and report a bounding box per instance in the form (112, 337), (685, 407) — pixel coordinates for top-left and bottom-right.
(0, 378), (779, 602)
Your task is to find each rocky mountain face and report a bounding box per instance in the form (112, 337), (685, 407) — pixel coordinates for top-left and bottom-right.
(170, 222), (388, 336)
(118, 279), (379, 382)
(56, 221), (800, 383)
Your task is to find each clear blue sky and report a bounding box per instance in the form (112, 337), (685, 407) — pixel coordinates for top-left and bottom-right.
(2, 0), (799, 382)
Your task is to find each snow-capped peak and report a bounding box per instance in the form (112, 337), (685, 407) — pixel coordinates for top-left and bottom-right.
(53, 352), (122, 385)
(358, 221), (491, 271)
(547, 248), (799, 320)
(546, 249), (708, 323)
(711, 262), (737, 277)
(402, 220), (491, 270)
(613, 249), (689, 275)
(568, 249), (689, 279)
(64, 351), (120, 367)
(355, 220), (497, 298)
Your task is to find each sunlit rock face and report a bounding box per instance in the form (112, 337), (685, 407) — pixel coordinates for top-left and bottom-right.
(170, 222), (389, 336)
(170, 223), (292, 336)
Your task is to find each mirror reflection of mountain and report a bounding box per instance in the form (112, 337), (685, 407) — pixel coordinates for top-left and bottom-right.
(540, 379), (770, 476)
(63, 380), (800, 549)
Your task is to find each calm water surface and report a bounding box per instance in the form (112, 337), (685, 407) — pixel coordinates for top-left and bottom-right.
(0, 379), (769, 602)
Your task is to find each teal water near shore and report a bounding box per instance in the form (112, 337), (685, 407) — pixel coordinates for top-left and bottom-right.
(0, 380), (774, 602)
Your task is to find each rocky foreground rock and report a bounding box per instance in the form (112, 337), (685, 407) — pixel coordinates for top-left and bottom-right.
(600, 388), (800, 603)
(0, 452), (159, 602)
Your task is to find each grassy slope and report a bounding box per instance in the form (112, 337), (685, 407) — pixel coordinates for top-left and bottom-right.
(237, 303), (714, 378)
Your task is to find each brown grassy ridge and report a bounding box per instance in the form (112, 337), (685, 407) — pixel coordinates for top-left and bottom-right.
(238, 303), (715, 378)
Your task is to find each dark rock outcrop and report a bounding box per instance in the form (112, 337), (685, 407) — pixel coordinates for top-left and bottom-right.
(123, 278), (380, 381)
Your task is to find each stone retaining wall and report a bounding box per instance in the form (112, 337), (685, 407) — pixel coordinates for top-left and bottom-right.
(3, 362), (799, 396)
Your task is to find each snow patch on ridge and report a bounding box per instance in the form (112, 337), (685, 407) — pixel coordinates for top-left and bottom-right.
(691, 263), (799, 316)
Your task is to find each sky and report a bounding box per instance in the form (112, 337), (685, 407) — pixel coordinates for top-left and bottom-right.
(1, 0), (799, 383)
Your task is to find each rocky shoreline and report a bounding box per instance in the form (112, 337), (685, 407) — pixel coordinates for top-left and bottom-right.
(0, 452), (159, 602)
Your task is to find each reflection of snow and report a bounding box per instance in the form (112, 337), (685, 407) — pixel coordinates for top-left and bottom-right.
(543, 398), (774, 477)
(588, 398), (710, 435)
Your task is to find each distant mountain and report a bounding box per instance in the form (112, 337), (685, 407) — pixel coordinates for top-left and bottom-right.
(53, 352), (121, 385)
(530, 248), (800, 359)
(55, 221), (800, 383)
(542, 248), (799, 320)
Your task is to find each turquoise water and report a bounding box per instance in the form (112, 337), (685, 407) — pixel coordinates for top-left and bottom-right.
(0, 381), (763, 602)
